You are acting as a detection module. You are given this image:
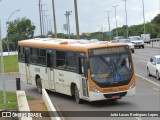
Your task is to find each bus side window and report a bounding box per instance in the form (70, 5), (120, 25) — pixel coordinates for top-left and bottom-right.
(25, 47), (30, 64)
(38, 49), (46, 66)
(18, 46), (25, 62)
(47, 53), (54, 68)
(30, 48), (38, 64)
(66, 52), (77, 71)
(79, 58), (87, 77)
(56, 51), (66, 69)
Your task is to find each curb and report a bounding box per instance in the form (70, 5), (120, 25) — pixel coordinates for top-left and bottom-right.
(42, 89), (62, 120)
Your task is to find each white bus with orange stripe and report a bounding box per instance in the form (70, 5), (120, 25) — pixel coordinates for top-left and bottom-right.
(18, 38), (135, 103)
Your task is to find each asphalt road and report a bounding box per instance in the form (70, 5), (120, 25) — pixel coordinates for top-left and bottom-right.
(0, 42), (160, 120)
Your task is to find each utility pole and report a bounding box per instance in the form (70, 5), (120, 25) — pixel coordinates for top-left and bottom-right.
(0, 19), (6, 104)
(46, 15), (50, 36)
(38, 0), (42, 37)
(112, 5), (119, 37)
(123, 0), (128, 38)
(64, 11), (69, 36)
(106, 11), (111, 41)
(41, 2), (45, 36)
(43, 10), (47, 37)
(52, 0), (57, 38)
(74, 0), (80, 39)
(65, 11), (72, 38)
(142, 0), (146, 34)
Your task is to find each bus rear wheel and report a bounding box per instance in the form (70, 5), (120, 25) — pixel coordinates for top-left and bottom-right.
(37, 77), (42, 94)
(75, 86), (82, 104)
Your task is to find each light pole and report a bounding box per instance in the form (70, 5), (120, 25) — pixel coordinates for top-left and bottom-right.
(43, 10), (47, 37)
(65, 11), (72, 38)
(6, 9), (20, 55)
(38, 0), (42, 37)
(142, 0), (146, 34)
(41, 2), (46, 36)
(105, 11), (111, 41)
(0, 0), (7, 105)
(123, 0), (128, 38)
(52, 0), (57, 38)
(46, 15), (50, 36)
(112, 5), (119, 37)
(74, 0), (80, 39)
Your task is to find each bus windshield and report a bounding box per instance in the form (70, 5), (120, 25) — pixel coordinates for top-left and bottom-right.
(90, 53), (133, 88)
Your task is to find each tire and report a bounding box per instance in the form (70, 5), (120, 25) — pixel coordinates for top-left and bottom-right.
(37, 77), (42, 94)
(156, 71), (160, 80)
(147, 68), (151, 76)
(142, 46), (144, 49)
(75, 85), (82, 104)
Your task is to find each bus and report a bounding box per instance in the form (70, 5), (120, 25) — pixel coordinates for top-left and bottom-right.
(18, 38), (135, 103)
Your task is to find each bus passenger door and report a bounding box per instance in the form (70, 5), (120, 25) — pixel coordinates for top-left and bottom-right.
(25, 47), (31, 84)
(47, 53), (55, 90)
(80, 58), (89, 98)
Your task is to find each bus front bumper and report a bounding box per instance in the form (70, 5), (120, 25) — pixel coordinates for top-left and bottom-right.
(88, 87), (136, 102)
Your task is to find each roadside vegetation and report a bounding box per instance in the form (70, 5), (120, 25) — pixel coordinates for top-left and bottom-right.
(0, 90), (33, 110)
(0, 55), (18, 73)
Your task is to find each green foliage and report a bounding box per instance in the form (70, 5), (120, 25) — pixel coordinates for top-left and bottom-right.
(112, 14), (160, 38)
(7, 18), (36, 44)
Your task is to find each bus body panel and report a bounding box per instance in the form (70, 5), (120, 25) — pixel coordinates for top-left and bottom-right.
(54, 69), (82, 96)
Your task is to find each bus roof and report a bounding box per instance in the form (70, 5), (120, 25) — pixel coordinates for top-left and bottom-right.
(18, 38), (127, 52)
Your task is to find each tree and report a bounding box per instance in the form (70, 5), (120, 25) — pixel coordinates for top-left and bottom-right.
(7, 18), (36, 44)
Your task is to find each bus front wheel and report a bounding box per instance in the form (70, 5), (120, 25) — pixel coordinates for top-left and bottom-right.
(37, 77), (42, 94)
(75, 86), (82, 104)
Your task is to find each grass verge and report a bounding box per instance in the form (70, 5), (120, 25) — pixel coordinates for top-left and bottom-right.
(0, 55), (18, 73)
(0, 90), (33, 110)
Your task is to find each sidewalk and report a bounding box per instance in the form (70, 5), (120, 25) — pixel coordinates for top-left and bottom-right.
(28, 100), (51, 120)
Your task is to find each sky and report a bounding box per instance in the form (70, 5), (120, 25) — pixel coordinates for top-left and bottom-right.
(0, 0), (159, 38)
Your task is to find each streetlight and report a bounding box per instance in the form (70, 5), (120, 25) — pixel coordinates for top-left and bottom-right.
(41, 2), (46, 36)
(74, 0), (80, 39)
(43, 10), (48, 36)
(65, 11), (72, 38)
(6, 9), (20, 55)
(142, 0), (146, 34)
(45, 15), (50, 36)
(112, 5), (119, 37)
(52, 0), (57, 38)
(105, 11), (111, 41)
(0, 0), (7, 105)
(123, 0), (128, 38)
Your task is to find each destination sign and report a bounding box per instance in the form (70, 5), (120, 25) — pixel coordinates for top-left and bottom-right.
(89, 46), (129, 56)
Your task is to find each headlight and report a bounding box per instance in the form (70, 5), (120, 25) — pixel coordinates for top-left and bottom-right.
(91, 85), (101, 93)
(130, 81), (135, 89)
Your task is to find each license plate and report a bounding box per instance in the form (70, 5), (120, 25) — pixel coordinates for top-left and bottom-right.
(111, 96), (120, 99)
